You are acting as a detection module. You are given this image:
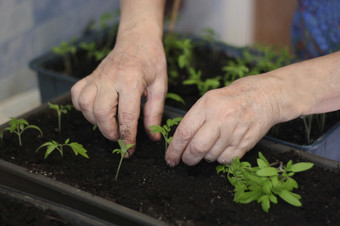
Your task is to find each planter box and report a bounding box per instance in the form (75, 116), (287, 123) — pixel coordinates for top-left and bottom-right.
(264, 120), (340, 162)
(0, 93), (339, 225)
(0, 185), (111, 226)
(29, 30), (340, 160)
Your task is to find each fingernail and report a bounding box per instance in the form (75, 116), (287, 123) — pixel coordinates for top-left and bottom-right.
(166, 160), (176, 167)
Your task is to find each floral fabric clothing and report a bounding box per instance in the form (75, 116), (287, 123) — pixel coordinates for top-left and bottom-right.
(291, 0), (340, 59)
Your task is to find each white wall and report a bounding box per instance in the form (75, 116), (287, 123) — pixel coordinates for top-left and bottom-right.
(175, 0), (255, 47)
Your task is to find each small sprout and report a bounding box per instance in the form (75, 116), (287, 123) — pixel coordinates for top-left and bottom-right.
(79, 41), (111, 61)
(222, 61), (249, 86)
(0, 117), (43, 146)
(112, 139), (134, 181)
(183, 67), (221, 96)
(216, 152), (313, 213)
(51, 38), (77, 75)
(166, 92), (185, 105)
(149, 117), (182, 151)
(36, 139), (89, 159)
(48, 102), (73, 134)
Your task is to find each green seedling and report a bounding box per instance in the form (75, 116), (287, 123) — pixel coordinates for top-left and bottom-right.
(52, 38), (77, 75)
(36, 139), (88, 159)
(166, 92), (185, 105)
(0, 118), (43, 146)
(149, 117), (182, 151)
(216, 152), (313, 213)
(301, 115), (313, 144)
(222, 61), (249, 86)
(112, 139), (134, 181)
(79, 41), (111, 61)
(164, 34), (194, 85)
(48, 102), (73, 134)
(183, 67), (221, 96)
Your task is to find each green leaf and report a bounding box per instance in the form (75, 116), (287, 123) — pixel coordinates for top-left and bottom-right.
(283, 177), (298, 191)
(257, 158), (268, 168)
(26, 125), (43, 136)
(258, 195), (271, 213)
(285, 160), (293, 170)
(256, 167), (278, 177)
(278, 189), (302, 207)
(44, 144), (59, 159)
(48, 102), (59, 111)
(166, 93), (185, 105)
(290, 162), (314, 172)
(236, 190), (261, 204)
(69, 142), (89, 158)
(36, 142), (54, 153)
(262, 180), (272, 194)
(216, 165), (227, 174)
(149, 125), (166, 135)
(258, 152), (270, 166)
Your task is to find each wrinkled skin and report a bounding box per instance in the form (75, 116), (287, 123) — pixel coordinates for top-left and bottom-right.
(166, 75), (281, 166)
(71, 29), (167, 156)
(166, 51), (340, 166)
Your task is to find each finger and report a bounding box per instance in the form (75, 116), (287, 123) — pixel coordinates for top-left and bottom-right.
(203, 120), (235, 162)
(117, 89), (142, 157)
(203, 137), (229, 163)
(217, 145), (247, 164)
(143, 82), (167, 141)
(216, 125), (254, 164)
(77, 83), (98, 124)
(166, 107), (205, 167)
(93, 81), (119, 140)
(71, 78), (87, 110)
(181, 121), (220, 166)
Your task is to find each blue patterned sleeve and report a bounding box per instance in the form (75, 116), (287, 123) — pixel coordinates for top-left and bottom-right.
(291, 0), (340, 59)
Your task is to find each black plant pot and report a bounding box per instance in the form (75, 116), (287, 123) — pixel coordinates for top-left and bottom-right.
(0, 93), (339, 225)
(0, 184), (113, 226)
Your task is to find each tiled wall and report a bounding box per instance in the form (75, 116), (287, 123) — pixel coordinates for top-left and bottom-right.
(0, 0), (119, 102)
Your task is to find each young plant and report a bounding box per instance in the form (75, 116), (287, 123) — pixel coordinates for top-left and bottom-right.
(164, 34), (194, 85)
(301, 115), (313, 144)
(79, 41), (111, 62)
(51, 38), (77, 75)
(112, 139), (134, 181)
(216, 152), (314, 213)
(0, 118), (43, 146)
(166, 92), (185, 105)
(149, 117), (182, 151)
(183, 67), (221, 96)
(36, 139), (88, 159)
(222, 61), (249, 86)
(48, 102), (73, 134)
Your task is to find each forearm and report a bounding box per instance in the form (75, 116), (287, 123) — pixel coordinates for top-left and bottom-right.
(118, 0), (166, 38)
(267, 51), (340, 122)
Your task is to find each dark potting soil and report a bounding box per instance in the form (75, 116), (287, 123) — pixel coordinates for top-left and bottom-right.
(0, 96), (339, 225)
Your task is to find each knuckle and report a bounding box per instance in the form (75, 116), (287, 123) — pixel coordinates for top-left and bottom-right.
(93, 106), (111, 119)
(78, 97), (92, 111)
(190, 141), (209, 156)
(119, 111), (136, 124)
(175, 125), (192, 142)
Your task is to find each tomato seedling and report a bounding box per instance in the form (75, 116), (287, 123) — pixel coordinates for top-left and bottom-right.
(216, 152), (313, 213)
(48, 102), (73, 135)
(36, 139), (89, 159)
(149, 117), (182, 152)
(0, 117), (43, 146)
(112, 139), (134, 181)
